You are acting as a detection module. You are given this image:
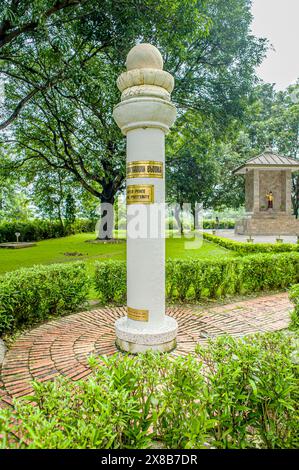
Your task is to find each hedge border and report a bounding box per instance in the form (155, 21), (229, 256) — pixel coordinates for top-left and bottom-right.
(203, 232), (299, 254)
(0, 262), (89, 335)
(94, 252), (299, 303)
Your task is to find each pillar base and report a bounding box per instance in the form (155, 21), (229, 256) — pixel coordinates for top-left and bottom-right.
(115, 315), (177, 353)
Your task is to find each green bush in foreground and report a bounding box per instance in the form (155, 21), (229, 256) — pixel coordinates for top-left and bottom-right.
(0, 333), (298, 449)
(0, 262), (89, 335)
(289, 284), (299, 330)
(203, 232), (299, 254)
(95, 252), (299, 303)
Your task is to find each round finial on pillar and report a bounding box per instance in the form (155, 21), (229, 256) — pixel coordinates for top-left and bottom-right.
(126, 43), (163, 71)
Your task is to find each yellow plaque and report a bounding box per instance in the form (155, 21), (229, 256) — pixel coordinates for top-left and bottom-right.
(127, 161), (163, 179)
(127, 307), (149, 322)
(126, 184), (154, 205)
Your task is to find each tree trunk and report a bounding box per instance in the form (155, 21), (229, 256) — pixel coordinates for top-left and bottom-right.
(173, 203), (184, 235)
(95, 196), (115, 240)
(192, 202), (198, 230)
(56, 204), (65, 235)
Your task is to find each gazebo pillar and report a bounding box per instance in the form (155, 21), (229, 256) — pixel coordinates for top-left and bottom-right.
(253, 169), (260, 213)
(285, 170), (292, 214)
(113, 43), (177, 353)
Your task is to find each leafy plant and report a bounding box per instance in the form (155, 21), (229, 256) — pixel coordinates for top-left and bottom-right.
(289, 284), (299, 330)
(195, 333), (299, 449)
(0, 262), (89, 335)
(0, 333), (298, 449)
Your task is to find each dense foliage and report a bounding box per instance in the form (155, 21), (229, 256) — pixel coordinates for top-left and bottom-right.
(0, 332), (298, 449)
(0, 218), (96, 243)
(0, 0), (267, 232)
(94, 252), (299, 303)
(0, 218), (235, 241)
(203, 232), (299, 254)
(208, 82), (299, 211)
(0, 262), (88, 335)
(289, 284), (299, 330)
(202, 219), (235, 229)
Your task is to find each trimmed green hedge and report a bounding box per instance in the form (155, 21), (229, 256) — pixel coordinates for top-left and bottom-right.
(0, 219), (96, 243)
(95, 252), (299, 303)
(1, 333), (298, 449)
(0, 262), (89, 335)
(203, 232), (299, 254)
(164, 218), (236, 230)
(203, 219), (235, 229)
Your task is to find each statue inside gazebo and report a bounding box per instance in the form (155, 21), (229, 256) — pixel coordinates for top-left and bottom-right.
(233, 149), (299, 235)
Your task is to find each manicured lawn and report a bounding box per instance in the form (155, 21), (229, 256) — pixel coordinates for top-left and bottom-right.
(0, 232), (234, 298)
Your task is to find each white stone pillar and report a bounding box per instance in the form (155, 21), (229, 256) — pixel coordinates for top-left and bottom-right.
(113, 43), (177, 353)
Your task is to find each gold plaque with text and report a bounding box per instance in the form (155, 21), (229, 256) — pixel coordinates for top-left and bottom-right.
(127, 161), (163, 179)
(126, 184), (154, 205)
(127, 307), (149, 322)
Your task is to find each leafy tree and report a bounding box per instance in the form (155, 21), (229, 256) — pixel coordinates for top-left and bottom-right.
(0, 0), (267, 236)
(1, 0), (211, 237)
(166, 111), (218, 230)
(0, 1), (83, 50)
(229, 83), (299, 215)
(166, 0), (267, 217)
(208, 132), (252, 209)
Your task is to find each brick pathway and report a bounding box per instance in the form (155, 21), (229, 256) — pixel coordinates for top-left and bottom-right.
(0, 292), (291, 403)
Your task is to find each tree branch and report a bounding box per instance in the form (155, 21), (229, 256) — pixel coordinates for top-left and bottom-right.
(0, 0), (83, 49)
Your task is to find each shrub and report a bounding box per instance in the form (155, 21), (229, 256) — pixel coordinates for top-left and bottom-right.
(203, 232), (299, 255)
(0, 333), (298, 449)
(94, 260), (126, 303)
(94, 253), (299, 303)
(116, 217), (127, 230)
(289, 284), (299, 330)
(165, 217), (178, 230)
(0, 219), (96, 243)
(195, 332), (299, 449)
(164, 219), (235, 231)
(0, 262), (89, 335)
(203, 219), (235, 229)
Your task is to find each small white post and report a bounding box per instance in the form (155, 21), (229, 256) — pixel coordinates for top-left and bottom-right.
(113, 43), (177, 353)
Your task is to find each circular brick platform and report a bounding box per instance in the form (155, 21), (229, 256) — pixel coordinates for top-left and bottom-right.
(0, 292), (291, 404)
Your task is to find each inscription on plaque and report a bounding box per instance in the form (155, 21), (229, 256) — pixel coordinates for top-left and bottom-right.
(127, 161), (163, 179)
(127, 184), (154, 204)
(127, 307), (149, 322)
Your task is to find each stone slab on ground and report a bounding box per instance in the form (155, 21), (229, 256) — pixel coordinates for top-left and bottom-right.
(0, 242), (37, 249)
(0, 292), (291, 400)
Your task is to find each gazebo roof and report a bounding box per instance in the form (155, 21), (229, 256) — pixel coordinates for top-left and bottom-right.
(233, 150), (299, 175)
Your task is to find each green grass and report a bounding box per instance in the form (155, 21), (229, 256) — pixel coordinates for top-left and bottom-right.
(0, 232), (234, 299)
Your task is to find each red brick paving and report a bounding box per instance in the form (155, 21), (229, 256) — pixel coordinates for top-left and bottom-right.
(0, 292), (291, 402)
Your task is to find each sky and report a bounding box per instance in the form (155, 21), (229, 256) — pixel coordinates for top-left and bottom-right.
(251, 0), (299, 90)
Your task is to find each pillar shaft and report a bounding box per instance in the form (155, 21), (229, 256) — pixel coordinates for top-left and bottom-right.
(127, 128), (165, 329)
